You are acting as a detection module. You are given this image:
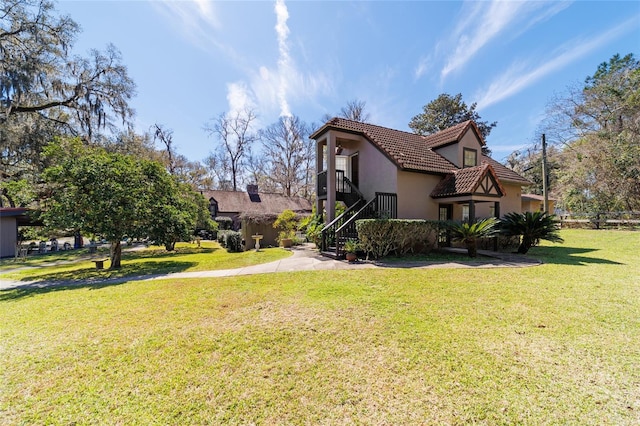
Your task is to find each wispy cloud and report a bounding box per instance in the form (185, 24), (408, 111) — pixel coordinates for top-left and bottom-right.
(227, 0), (332, 119)
(439, 1), (570, 81)
(275, 0), (292, 117)
(475, 16), (639, 109)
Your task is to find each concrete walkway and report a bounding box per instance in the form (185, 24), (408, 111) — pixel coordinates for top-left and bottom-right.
(0, 244), (540, 290)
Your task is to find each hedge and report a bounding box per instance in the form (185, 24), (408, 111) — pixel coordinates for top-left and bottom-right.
(355, 219), (442, 259)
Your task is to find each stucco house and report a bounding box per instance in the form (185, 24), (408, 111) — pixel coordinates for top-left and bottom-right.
(311, 118), (531, 256)
(202, 185), (312, 250)
(521, 193), (556, 214)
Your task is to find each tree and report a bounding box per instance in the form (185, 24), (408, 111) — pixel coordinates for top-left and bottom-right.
(500, 211), (564, 254)
(541, 53), (640, 213)
(321, 99), (371, 123)
(260, 115), (311, 196)
(152, 123), (176, 174)
(204, 108), (257, 191)
(409, 93), (496, 151)
(447, 217), (498, 258)
(0, 0), (135, 206)
(0, 0), (135, 137)
(41, 138), (209, 268)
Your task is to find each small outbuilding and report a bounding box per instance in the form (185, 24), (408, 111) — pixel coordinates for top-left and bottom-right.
(0, 208), (30, 258)
(202, 185), (312, 250)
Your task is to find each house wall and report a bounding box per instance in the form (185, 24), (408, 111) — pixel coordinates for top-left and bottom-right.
(0, 217), (17, 258)
(241, 220), (279, 250)
(501, 182), (524, 215)
(338, 136), (397, 201)
(434, 129), (483, 168)
(396, 171), (442, 219)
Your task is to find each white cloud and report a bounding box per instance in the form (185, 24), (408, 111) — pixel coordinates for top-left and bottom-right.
(226, 82), (255, 114)
(275, 0), (292, 117)
(440, 1), (569, 80)
(414, 55), (431, 80)
(475, 16), (639, 109)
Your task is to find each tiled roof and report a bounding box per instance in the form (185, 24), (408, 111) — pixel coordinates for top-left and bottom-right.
(311, 117), (531, 184)
(422, 120), (485, 149)
(431, 163), (503, 198)
(481, 156), (532, 185)
(202, 190), (312, 215)
(312, 118), (457, 174)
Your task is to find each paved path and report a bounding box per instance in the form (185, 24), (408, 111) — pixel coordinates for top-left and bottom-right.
(0, 244), (540, 291)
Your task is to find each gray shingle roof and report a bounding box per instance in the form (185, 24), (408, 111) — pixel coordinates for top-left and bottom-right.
(202, 190), (312, 215)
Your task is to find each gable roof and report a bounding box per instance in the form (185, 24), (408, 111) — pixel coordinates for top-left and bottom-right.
(311, 117), (532, 184)
(202, 190), (312, 215)
(311, 117), (457, 174)
(430, 162), (506, 198)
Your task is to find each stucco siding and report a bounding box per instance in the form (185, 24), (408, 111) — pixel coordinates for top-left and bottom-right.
(396, 171), (442, 219)
(500, 183), (523, 215)
(338, 135), (397, 201)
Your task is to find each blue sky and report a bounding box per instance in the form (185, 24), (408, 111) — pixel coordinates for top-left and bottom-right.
(57, 0), (640, 163)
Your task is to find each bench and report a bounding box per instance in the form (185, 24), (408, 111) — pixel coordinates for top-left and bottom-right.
(92, 258), (108, 270)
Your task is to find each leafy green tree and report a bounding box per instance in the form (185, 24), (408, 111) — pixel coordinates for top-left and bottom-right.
(447, 217), (498, 258)
(42, 139), (210, 268)
(409, 93), (497, 148)
(500, 211), (564, 254)
(1, 0), (135, 207)
(543, 53), (640, 213)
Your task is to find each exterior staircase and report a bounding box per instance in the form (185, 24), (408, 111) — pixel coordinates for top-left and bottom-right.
(320, 191), (397, 259)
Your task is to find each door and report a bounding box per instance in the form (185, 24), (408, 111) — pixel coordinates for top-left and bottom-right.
(350, 152), (359, 188)
(438, 204), (452, 246)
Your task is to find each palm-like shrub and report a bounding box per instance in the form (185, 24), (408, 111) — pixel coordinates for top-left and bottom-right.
(500, 211), (564, 254)
(447, 217), (499, 257)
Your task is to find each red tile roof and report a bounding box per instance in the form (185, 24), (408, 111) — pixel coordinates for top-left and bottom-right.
(311, 117), (531, 185)
(431, 162), (506, 198)
(311, 118), (457, 174)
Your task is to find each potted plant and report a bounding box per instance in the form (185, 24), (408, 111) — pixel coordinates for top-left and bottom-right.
(274, 209), (298, 248)
(343, 239), (360, 262)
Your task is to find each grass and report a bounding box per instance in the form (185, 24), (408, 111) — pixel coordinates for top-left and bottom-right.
(0, 240), (291, 284)
(1, 229), (639, 424)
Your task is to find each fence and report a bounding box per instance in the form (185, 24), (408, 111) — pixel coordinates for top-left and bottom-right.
(559, 212), (640, 230)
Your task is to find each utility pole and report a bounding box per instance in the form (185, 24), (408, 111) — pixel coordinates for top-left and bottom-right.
(541, 134), (549, 213)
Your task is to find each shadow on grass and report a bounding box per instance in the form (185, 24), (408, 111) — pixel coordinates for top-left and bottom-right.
(529, 246), (624, 266)
(0, 260), (197, 301)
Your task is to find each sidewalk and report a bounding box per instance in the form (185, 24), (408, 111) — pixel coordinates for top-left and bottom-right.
(0, 244), (540, 290)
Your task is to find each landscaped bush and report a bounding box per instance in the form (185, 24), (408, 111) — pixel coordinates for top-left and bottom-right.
(224, 231), (243, 253)
(356, 219), (441, 259)
(215, 216), (233, 230)
(217, 230), (233, 247)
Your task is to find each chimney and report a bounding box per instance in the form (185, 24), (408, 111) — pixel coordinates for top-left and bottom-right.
(247, 184), (260, 202)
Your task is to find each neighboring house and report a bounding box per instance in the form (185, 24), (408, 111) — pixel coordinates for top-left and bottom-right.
(521, 193), (555, 214)
(311, 118), (532, 257)
(0, 208), (29, 258)
(202, 185), (312, 250)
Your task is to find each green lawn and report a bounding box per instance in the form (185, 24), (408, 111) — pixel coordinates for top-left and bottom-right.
(0, 241), (291, 284)
(1, 230), (639, 424)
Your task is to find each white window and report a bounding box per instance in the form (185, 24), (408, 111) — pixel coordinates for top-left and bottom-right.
(462, 205), (470, 222)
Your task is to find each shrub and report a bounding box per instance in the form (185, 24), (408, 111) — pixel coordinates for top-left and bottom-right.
(356, 219), (440, 259)
(500, 211), (564, 254)
(273, 209), (299, 245)
(215, 216), (233, 231)
(224, 231), (243, 253)
(217, 230), (234, 247)
(447, 218), (499, 257)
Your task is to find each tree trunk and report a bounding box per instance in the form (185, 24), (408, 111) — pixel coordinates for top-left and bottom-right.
(466, 240), (477, 258)
(110, 240), (122, 269)
(517, 236), (531, 254)
(165, 241), (176, 251)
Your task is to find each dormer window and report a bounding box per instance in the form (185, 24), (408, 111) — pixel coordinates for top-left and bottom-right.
(463, 148), (477, 168)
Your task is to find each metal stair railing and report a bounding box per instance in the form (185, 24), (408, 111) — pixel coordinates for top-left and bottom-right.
(320, 198), (364, 252)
